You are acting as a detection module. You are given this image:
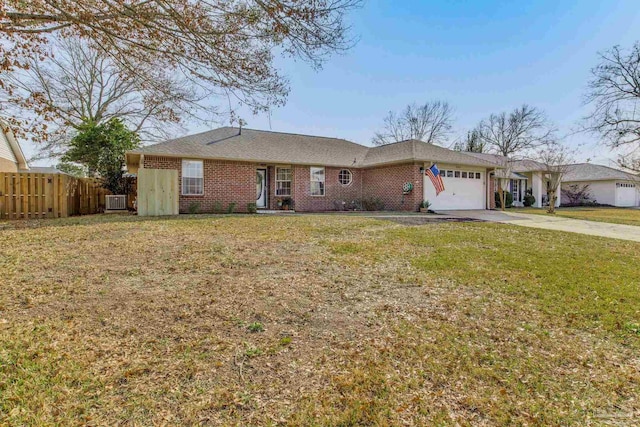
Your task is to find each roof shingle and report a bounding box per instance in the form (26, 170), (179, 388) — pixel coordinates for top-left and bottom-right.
(129, 128), (496, 168)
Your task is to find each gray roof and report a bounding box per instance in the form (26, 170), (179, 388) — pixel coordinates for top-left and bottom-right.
(129, 127), (496, 168)
(130, 127), (368, 167)
(562, 163), (639, 182)
(20, 166), (68, 174)
(463, 152), (546, 172)
(361, 140), (497, 167)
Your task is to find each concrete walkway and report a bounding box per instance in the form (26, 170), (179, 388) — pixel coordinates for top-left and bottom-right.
(439, 210), (640, 242)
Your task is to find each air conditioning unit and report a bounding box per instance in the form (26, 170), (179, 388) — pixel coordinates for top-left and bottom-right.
(105, 195), (127, 211)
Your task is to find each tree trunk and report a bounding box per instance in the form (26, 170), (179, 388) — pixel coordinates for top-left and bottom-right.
(498, 185), (506, 211)
(547, 191), (556, 214)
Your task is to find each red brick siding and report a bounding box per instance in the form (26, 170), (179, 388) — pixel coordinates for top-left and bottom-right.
(140, 157), (458, 213)
(143, 156), (256, 213)
(292, 166), (363, 211)
(363, 163), (424, 211)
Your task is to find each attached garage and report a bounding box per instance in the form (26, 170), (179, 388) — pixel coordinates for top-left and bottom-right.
(424, 164), (486, 210)
(615, 182), (638, 207)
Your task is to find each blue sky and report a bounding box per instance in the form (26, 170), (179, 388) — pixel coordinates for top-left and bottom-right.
(27, 0), (640, 166)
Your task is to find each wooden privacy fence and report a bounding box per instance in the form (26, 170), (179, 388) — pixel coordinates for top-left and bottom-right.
(0, 172), (109, 219)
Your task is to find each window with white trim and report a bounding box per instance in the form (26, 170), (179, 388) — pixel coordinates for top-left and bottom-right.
(276, 167), (292, 196)
(310, 166), (325, 196)
(181, 160), (203, 195)
(338, 169), (353, 186)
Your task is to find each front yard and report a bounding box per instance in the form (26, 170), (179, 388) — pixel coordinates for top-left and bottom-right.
(512, 206), (640, 226)
(1, 214), (639, 425)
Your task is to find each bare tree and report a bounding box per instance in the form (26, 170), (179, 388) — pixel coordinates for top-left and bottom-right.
(453, 129), (485, 152)
(475, 105), (554, 211)
(477, 105), (554, 158)
(4, 38), (203, 158)
(372, 101), (454, 145)
(585, 43), (640, 171)
(493, 157), (513, 212)
(0, 0), (363, 138)
(535, 141), (573, 214)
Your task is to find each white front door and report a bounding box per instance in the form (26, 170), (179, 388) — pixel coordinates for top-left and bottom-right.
(256, 169), (267, 208)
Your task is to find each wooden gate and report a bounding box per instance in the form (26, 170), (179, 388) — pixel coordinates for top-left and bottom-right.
(137, 168), (179, 216)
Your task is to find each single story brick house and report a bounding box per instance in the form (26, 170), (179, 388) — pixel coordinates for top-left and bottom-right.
(125, 127), (499, 213)
(561, 163), (639, 207)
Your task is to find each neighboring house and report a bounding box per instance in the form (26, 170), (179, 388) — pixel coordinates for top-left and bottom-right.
(0, 120), (29, 172)
(464, 153), (557, 208)
(125, 127), (498, 213)
(561, 163), (639, 207)
(20, 166), (68, 175)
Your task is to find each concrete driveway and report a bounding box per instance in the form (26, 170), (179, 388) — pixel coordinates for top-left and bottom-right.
(439, 210), (640, 242)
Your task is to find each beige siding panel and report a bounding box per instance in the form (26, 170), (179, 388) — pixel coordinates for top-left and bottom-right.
(0, 130), (17, 164)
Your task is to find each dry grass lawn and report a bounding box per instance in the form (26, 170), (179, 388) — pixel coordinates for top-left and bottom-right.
(1, 214), (639, 425)
(512, 206), (640, 226)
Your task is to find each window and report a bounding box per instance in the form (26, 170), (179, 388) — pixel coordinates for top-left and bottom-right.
(182, 160), (203, 195)
(310, 167), (325, 196)
(467, 172), (474, 179)
(338, 169), (353, 186)
(475, 172), (481, 179)
(454, 171), (461, 178)
(462, 172), (468, 178)
(276, 167), (292, 196)
(447, 170), (453, 178)
(617, 182), (636, 188)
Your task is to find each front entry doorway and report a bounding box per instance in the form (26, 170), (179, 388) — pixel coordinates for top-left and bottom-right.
(256, 168), (267, 208)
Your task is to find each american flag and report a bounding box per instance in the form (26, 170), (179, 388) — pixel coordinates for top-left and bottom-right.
(425, 164), (445, 195)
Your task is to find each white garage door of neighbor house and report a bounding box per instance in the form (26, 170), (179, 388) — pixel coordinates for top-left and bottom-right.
(425, 169), (485, 210)
(616, 182), (637, 207)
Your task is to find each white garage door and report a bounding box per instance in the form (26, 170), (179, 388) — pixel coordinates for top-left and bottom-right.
(616, 182), (637, 207)
(425, 168), (485, 210)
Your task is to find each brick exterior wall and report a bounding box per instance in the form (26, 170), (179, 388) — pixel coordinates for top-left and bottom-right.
(140, 156), (484, 213)
(363, 163), (424, 211)
(292, 165), (363, 211)
(143, 156), (256, 213)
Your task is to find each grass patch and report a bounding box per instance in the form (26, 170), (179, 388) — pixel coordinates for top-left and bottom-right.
(0, 214), (639, 425)
(512, 206), (640, 226)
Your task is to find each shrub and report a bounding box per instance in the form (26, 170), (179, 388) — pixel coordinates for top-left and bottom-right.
(362, 197), (384, 211)
(281, 197), (293, 209)
(333, 200), (347, 211)
(247, 322), (264, 333)
(495, 191), (513, 208)
(187, 202), (201, 214)
(523, 194), (536, 207)
(349, 199), (363, 211)
(247, 203), (257, 214)
(213, 201), (224, 214)
(420, 200), (432, 209)
(226, 202), (237, 214)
